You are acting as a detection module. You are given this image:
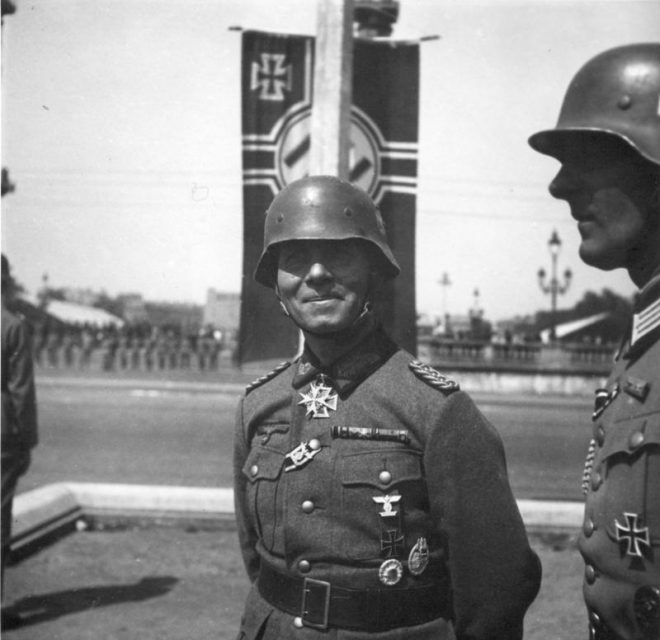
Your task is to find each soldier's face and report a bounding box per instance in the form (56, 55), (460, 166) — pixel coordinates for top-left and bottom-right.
(548, 137), (657, 273)
(276, 239), (373, 335)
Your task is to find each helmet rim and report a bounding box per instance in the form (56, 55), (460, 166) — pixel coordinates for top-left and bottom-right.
(254, 175), (400, 288)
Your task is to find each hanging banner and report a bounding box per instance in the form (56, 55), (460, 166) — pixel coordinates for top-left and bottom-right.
(239, 30), (419, 364)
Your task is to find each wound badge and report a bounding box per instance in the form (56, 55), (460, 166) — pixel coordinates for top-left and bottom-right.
(378, 558), (403, 586)
(408, 537), (429, 576)
(298, 375), (338, 419)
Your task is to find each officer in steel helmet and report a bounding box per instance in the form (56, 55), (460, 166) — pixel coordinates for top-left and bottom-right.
(529, 44), (660, 640)
(233, 175), (541, 639)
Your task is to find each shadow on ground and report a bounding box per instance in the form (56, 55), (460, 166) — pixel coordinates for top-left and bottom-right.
(4, 576), (177, 628)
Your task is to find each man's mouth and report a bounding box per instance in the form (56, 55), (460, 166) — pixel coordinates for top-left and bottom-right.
(306, 295), (340, 302)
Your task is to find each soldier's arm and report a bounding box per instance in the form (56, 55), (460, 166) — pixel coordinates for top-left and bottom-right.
(425, 391), (541, 640)
(233, 397), (261, 582)
(7, 318), (38, 449)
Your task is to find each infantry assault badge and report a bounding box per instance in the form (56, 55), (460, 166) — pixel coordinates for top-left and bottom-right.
(284, 440), (321, 472)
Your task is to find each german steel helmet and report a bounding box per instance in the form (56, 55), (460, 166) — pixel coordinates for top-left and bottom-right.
(254, 175), (400, 287)
(529, 43), (660, 165)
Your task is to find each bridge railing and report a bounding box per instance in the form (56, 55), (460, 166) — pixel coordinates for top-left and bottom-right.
(418, 336), (615, 375)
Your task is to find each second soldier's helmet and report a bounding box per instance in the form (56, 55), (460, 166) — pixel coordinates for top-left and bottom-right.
(529, 43), (660, 166)
(254, 175), (400, 288)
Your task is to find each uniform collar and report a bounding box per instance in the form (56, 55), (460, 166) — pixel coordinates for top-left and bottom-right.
(624, 266), (660, 361)
(292, 324), (398, 395)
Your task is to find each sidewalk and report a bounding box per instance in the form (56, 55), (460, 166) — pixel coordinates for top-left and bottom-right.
(3, 525), (584, 640)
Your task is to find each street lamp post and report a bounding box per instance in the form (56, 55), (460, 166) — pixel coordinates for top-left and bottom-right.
(438, 271), (451, 321)
(537, 230), (572, 341)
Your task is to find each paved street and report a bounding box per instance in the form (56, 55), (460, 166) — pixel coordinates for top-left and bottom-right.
(18, 372), (593, 502)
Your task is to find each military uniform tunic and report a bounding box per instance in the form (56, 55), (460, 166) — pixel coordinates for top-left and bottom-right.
(580, 270), (660, 640)
(2, 306), (38, 582)
(234, 326), (541, 639)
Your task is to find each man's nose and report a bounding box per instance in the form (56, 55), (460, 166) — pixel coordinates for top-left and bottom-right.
(306, 261), (333, 282)
(549, 166), (580, 200)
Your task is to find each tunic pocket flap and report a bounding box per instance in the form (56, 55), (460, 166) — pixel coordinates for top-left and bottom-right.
(340, 450), (422, 487)
(600, 414), (660, 461)
(242, 448), (285, 483)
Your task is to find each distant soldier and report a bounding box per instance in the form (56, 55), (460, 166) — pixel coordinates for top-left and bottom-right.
(197, 329), (211, 371)
(129, 331), (142, 370)
(1, 255), (38, 628)
(102, 328), (118, 372)
(79, 326), (95, 369)
(61, 327), (76, 368)
(233, 176), (541, 639)
(143, 327), (157, 372)
(530, 44), (660, 640)
(117, 329), (130, 370)
(45, 324), (60, 369)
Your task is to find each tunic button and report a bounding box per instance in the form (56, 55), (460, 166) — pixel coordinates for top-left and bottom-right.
(250, 465), (259, 477)
(309, 438), (321, 451)
(379, 470), (392, 485)
(583, 518), (595, 537)
(591, 471), (602, 491)
(585, 564), (597, 584)
(293, 616), (304, 628)
(298, 560), (311, 573)
(301, 500), (314, 514)
(590, 611), (601, 625)
(629, 431), (645, 450)
(595, 426), (605, 447)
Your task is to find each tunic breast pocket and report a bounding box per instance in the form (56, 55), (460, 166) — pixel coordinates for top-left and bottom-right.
(242, 445), (286, 552)
(337, 449), (425, 560)
(599, 413), (660, 547)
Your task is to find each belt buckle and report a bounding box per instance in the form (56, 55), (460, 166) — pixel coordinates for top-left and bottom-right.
(301, 577), (331, 630)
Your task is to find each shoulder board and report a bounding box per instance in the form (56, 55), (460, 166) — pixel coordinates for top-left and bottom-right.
(409, 360), (459, 395)
(245, 361), (291, 395)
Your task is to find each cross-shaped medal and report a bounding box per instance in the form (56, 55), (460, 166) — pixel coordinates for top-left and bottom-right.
(381, 529), (404, 558)
(298, 375), (338, 419)
(615, 512), (651, 558)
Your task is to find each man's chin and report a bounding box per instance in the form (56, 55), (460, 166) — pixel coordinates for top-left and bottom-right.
(301, 322), (350, 336)
(578, 243), (620, 271)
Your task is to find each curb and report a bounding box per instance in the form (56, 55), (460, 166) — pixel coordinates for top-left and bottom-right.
(12, 483), (584, 558)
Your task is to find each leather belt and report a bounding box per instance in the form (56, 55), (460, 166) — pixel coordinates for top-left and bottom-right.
(257, 562), (453, 631)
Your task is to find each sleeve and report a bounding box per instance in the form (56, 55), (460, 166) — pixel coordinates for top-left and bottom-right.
(233, 396), (261, 582)
(6, 318), (38, 449)
(424, 391), (541, 640)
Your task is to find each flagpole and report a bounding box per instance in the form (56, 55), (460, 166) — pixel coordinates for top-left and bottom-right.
(309, 0), (354, 179)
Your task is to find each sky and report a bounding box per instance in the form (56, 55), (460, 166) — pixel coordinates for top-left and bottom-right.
(2, 0), (659, 322)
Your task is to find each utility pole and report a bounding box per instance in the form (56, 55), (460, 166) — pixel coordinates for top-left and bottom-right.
(310, 0), (400, 177)
(310, 0), (355, 178)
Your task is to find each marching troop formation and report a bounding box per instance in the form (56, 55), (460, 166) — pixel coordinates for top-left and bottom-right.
(29, 323), (227, 372)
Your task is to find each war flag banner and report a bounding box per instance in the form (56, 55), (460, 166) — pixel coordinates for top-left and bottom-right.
(239, 30), (419, 364)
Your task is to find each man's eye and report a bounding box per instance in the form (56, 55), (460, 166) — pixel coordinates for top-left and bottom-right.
(281, 254), (307, 270)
